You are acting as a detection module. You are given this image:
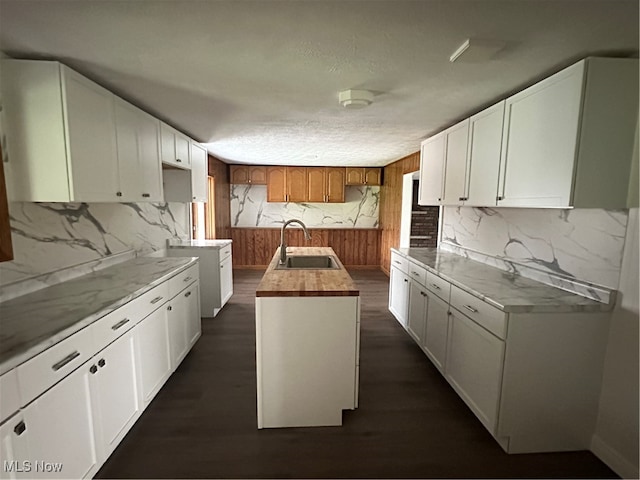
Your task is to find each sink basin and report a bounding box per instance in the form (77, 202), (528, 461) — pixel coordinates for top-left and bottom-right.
(275, 255), (340, 270)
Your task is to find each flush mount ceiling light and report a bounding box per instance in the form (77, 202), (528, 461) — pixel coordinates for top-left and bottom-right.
(449, 38), (506, 63)
(338, 89), (374, 109)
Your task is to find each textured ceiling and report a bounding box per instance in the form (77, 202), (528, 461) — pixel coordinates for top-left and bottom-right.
(0, 0), (637, 167)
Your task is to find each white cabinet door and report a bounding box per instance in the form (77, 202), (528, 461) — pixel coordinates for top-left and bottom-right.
(446, 308), (505, 433)
(466, 101), (505, 206)
(23, 363), (99, 480)
(497, 62), (585, 207)
(418, 132), (446, 205)
(220, 255), (233, 308)
(389, 266), (410, 327)
(441, 119), (470, 205)
(89, 330), (141, 462)
(190, 143), (208, 203)
(167, 294), (189, 370)
(182, 283), (202, 347)
(115, 99), (163, 202)
(407, 280), (427, 344)
(63, 67), (120, 202)
(160, 123), (191, 169)
(135, 306), (171, 405)
(423, 291), (450, 372)
(0, 413), (31, 480)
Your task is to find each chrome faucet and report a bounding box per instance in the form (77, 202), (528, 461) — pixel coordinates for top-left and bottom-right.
(280, 219), (311, 265)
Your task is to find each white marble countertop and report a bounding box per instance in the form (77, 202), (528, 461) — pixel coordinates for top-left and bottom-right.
(0, 256), (197, 375)
(394, 248), (613, 314)
(168, 239), (232, 248)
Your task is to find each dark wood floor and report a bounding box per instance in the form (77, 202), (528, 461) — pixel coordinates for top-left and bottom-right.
(96, 269), (617, 479)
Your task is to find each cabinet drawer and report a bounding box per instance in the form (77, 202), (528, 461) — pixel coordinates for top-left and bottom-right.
(0, 369), (20, 424)
(219, 244), (232, 261)
(390, 251), (408, 274)
(169, 263), (199, 297)
(407, 261), (427, 286)
(92, 282), (168, 353)
(17, 325), (94, 406)
(450, 285), (508, 339)
(425, 272), (451, 302)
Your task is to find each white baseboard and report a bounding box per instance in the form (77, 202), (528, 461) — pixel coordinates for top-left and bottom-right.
(591, 434), (639, 479)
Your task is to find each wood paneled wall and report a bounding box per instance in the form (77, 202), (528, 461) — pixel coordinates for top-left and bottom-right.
(379, 151), (420, 275)
(207, 155), (232, 240)
(231, 228), (381, 268)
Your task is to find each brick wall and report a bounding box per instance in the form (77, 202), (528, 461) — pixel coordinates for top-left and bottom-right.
(410, 180), (439, 247)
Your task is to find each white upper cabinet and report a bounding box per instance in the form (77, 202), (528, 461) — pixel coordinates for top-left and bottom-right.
(2, 60), (120, 202)
(160, 122), (192, 169)
(465, 101), (505, 206)
(114, 98), (163, 202)
(418, 132), (446, 205)
(190, 143), (208, 202)
(441, 119), (470, 206)
(498, 57), (638, 208)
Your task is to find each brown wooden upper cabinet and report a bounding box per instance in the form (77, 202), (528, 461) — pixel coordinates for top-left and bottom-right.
(307, 167), (345, 203)
(267, 166), (345, 203)
(345, 167), (382, 186)
(266, 166), (307, 202)
(230, 165), (267, 185)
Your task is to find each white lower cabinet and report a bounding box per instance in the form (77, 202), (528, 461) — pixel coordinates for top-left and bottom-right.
(445, 307), (505, 433)
(89, 330), (141, 462)
(135, 306), (172, 405)
(0, 413), (31, 480)
(389, 266), (410, 327)
(22, 363), (99, 479)
(2, 264), (201, 479)
(422, 291), (450, 372)
(407, 281), (427, 344)
(219, 254), (233, 310)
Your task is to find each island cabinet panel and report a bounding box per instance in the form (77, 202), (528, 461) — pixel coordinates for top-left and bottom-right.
(231, 228), (381, 267)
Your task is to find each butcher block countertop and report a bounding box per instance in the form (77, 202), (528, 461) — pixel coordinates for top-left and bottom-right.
(256, 247), (359, 297)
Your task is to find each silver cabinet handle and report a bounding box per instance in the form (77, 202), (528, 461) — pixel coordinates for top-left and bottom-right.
(183, 276), (193, 283)
(52, 351), (80, 371)
(403, 279), (408, 283)
(463, 304), (478, 313)
(185, 291), (192, 298)
(150, 296), (164, 304)
(394, 260), (401, 265)
(142, 193), (150, 198)
(167, 305), (173, 311)
(176, 158), (183, 163)
(430, 283), (441, 290)
(411, 271), (420, 276)
(111, 318), (130, 331)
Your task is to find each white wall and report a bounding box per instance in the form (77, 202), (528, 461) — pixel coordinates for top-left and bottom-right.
(591, 208), (639, 479)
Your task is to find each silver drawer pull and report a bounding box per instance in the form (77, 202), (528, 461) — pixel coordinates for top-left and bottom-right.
(463, 304), (478, 313)
(52, 351), (80, 371)
(394, 260), (401, 265)
(111, 318), (131, 331)
(430, 283), (441, 290)
(150, 296), (164, 304)
(185, 291), (192, 298)
(183, 276), (193, 282)
(411, 271), (419, 276)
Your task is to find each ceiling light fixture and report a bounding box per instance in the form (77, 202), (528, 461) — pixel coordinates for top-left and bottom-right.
(449, 38), (506, 63)
(338, 89), (373, 109)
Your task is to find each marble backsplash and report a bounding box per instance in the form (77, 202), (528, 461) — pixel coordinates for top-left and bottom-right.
(0, 202), (189, 291)
(230, 185), (379, 228)
(440, 207), (628, 295)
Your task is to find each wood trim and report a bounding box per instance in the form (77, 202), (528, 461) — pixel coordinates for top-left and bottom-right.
(231, 228), (381, 267)
(379, 151), (420, 274)
(207, 155), (231, 239)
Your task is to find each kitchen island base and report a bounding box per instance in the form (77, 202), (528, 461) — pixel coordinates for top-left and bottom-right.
(256, 295), (360, 429)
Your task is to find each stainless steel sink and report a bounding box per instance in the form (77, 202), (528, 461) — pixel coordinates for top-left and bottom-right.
(275, 255), (340, 270)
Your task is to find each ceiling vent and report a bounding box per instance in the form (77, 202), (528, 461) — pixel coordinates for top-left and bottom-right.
(338, 89), (374, 109)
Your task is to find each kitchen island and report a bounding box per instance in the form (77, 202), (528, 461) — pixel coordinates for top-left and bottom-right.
(255, 247), (360, 428)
